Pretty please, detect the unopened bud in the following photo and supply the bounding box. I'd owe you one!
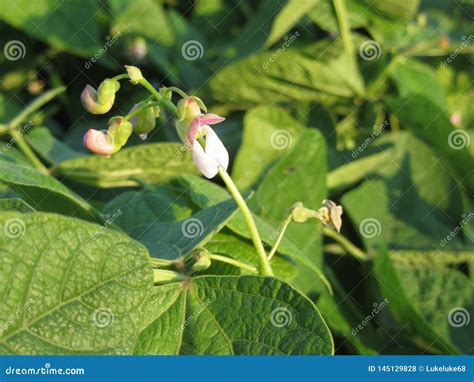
[81,78,120,114]
[192,251,212,272]
[129,104,157,140]
[125,65,143,84]
[290,202,318,223]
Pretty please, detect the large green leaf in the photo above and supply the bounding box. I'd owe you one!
[0,212,153,354]
[206,39,364,108]
[0,0,102,57]
[232,106,304,190]
[55,143,198,188]
[385,96,474,192]
[135,275,333,355]
[26,127,81,165]
[103,183,241,260]
[0,161,101,223]
[374,248,471,354]
[109,0,175,46]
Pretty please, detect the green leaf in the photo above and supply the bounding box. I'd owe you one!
[0,198,35,213]
[232,106,305,189]
[109,0,175,46]
[206,39,365,108]
[55,143,198,188]
[103,183,241,260]
[135,275,333,355]
[374,248,470,354]
[204,231,297,279]
[0,212,153,354]
[0,161,101,223]
[0,0,102,57]
[25,127,81,165]
[265,0,319,47]
[385,96,474,192]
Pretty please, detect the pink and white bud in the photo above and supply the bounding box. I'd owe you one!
[83,129,117,156]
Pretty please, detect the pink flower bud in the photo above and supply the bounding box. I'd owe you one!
[83,129,117,156]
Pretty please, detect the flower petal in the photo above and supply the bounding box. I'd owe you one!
[83,129,117,156]
[192,140,219,178]
[204,126,229,171]
[197,113,225,126]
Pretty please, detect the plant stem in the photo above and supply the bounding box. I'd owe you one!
[123,101,161,121]
[138,78,178,116]
[268,214,292,260]
[151,258,175,268]
[111,74,129,82]
[322,227,369,261]
[153,269,185,284]
[207,253,258,273]
[333,0,354,56]
[218,167,273,276]
[9,129,49,174]
[8,86,65,128]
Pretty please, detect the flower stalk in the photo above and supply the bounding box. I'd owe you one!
[218,167,273,276]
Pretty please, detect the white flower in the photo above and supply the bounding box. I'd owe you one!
[192,125,229,178]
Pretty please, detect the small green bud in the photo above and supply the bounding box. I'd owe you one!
[81,78,120,115]
[290,202,317,223]
[108,117,133,148]
[192,251,212,272]
[124,65,143,84]
[129,104,157,140]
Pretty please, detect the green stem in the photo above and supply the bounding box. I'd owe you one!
[8,86,65,128]
[167,86,188,98]
[333,0,354,56]
[123,100,161,121]
[137,78,178,116]
[9,129,49,174]
[218,168,273,276]
[151,258,174,268]
[268,214,292,260]
[322,227,369,261]
[208,253,258,273]
[111,74,129,82]
[153,269,185,284]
